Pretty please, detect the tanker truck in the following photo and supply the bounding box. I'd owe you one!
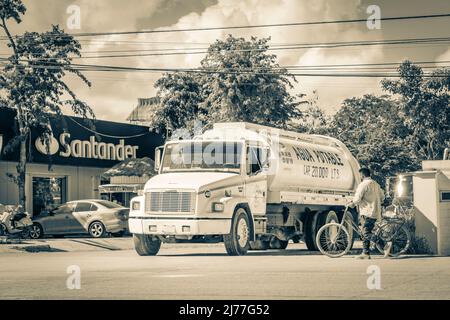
[128,122,361,256]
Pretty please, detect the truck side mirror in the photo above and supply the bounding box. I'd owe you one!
[154,146,164,172]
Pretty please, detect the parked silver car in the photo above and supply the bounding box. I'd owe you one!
[29,200,129,239]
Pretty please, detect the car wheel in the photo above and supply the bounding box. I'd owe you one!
[29,223,44,239]
[89,221,106,238]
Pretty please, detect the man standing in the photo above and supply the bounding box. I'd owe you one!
[348,168,388,259]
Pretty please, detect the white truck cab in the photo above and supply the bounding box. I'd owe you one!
[129,122,361,256]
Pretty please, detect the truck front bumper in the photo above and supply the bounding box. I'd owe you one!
[128,217,231,236]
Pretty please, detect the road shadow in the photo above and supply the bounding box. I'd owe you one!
[159,248,325,257]
[385,254,437,260]
[11,245,67,253]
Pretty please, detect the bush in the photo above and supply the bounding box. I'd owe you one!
[404,219,432,254]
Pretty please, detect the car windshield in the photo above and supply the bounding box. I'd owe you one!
[94,200,123,209]
[161,141,242,173]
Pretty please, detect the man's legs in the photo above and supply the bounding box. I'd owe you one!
[361,216,376,255]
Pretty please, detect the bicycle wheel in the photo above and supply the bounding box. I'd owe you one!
[316,222,352,258]
[375,222,411,257]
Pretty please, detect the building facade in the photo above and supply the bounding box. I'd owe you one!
[0,108,164,216]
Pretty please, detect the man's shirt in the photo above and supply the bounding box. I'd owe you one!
[352,177,385,220]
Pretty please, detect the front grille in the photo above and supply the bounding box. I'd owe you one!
[145,190,195,213]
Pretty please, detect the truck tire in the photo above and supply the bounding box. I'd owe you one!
[224,207,250,256]
[133,234,161,256]
[304,212,319,250]
[338,210,355,250]
[305,211,339,251]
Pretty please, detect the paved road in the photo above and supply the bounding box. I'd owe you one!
[0,242,449,299]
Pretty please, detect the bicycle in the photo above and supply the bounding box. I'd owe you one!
[315,206,411,258]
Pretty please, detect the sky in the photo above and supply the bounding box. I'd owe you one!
[1,0,450,123]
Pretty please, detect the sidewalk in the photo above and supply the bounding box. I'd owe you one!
[0,236,135,253]
[1,237,366,254]
[0,237,228,254]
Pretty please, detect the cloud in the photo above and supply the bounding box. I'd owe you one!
[5,0,399,121]
[436,48,450,62]
[131,0,385,114]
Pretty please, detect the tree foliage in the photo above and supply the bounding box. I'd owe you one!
[382,61,450,160]
[328,94,420,186]
[151,35,301,132]
[152,72,204,132]
[0,0,93,206]
[290,90,329,134]
[199,35,300,127]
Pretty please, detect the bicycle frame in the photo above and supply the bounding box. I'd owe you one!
[338,207,408,244]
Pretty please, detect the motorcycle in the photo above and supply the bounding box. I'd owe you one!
[0,204,33,239]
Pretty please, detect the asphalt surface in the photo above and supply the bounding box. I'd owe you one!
[1,241,449,300]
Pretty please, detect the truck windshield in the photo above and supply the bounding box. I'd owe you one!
[161,142,242,173]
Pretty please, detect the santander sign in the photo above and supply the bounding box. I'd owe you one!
[35,133,139,161]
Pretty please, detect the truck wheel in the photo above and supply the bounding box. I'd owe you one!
[304,212,319,250]
[304,211,338,251]
[324,211,339,225]
[224,207,250,256]
[338,210,355,250]
[133,234,161,256]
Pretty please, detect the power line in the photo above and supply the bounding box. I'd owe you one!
[69,37,450,59]
[2,59,447,78]
[1,55,449,69]
[52,13,450,37]
[67,117,150,139]
[1,36,449,59]
[1,13,449,40]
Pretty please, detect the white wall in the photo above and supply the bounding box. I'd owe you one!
[413,161,450,256]
[436,172,450,255]
[413,173,439,253]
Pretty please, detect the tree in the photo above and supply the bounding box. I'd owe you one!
[382,61,450,160]
[151,72,204,133]
[290,90,329,134]
[152,35,301,131]
[0,0,93,207]
[200,35,300,128]
[328,94,420,186]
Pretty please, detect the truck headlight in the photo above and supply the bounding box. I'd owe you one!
[212,202,224,212]
[131,201,140,211]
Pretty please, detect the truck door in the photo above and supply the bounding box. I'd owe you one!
[245,145,268,215]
